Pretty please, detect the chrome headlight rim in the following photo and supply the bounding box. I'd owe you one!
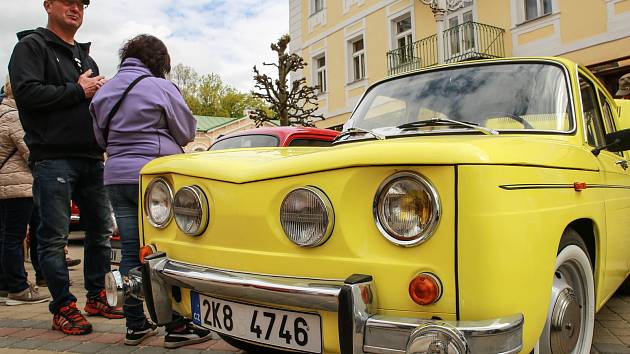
[144,177,174,229]
[280,186,335,248]
[373,171,441,247]
[173,185,209,236]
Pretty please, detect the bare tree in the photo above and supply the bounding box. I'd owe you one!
[250,34,323,127]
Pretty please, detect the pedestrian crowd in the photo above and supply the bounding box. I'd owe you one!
[0,0,212,349]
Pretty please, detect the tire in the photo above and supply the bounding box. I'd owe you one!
[535,229,595,354]
[218,333,294,354]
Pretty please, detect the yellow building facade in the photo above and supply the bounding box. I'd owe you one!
[289,0,630,129]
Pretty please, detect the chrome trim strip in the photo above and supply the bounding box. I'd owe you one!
[499,183,630,190]
[159,259,343,312]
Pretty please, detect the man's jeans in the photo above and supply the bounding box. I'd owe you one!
[32,159,112,313]
[0,197,33,293]
[105,184,146,329]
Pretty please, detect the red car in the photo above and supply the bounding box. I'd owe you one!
[209,126,340,150]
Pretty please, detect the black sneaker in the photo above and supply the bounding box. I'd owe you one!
[164,321,212,349]
[125,321,158,346]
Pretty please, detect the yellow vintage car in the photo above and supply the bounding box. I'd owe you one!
[106,57,630,354]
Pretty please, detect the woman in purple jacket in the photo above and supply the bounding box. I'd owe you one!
[90,35,211,348]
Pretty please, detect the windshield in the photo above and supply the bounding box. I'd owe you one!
[345,62,572,137]
[209,134,279,151]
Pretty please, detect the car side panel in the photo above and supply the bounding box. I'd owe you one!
[457,164,606,353]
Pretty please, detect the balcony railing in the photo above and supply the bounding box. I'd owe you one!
[386,35,437,76]
[443,21,505,63]
[386,22,505,76]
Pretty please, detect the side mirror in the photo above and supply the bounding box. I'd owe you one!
[605,128,630,152]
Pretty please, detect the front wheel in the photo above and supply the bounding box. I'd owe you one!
[536,230,595,354]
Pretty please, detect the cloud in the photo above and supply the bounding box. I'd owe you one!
[0,0,289,92]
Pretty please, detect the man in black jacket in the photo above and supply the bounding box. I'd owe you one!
[8,0,123,335]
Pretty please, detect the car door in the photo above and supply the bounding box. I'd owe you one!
[597,89,630,276]
[580,73,630,295]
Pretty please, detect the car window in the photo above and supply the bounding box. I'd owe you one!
[598,91,623,157]
[210,135,280,151]
[579,77,605,148]
[288,139,334,147]
[348,63,572,135]
[362,96,407,129]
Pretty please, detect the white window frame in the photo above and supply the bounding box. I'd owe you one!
[308,0,327,32]
[394,14,414,50]
[445,2,476,59]
[311,0,324,15]
[313,54,327,94]
[349,36,366,83]
[523,0,552,21]
[389,12,414,65]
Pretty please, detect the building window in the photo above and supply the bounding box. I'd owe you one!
[395,15,414,62]
[315,55,327,94]
[525,0,551,21]
[351,38,366,82]
[311,0,324,15]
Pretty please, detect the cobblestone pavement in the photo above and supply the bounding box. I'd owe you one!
[1,242,630,353]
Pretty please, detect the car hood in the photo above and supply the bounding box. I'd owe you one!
[142,135,598,183]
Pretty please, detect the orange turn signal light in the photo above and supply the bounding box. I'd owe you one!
[574,182,587,191]
[409,273,442,306]
[139,245,155,264]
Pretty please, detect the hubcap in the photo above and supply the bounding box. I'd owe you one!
[550,287,581,353]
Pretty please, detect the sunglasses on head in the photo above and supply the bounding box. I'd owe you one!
[53,0,88,9]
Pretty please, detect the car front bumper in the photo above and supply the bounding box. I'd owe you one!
[106,252,523,354]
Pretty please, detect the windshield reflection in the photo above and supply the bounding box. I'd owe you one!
[344,62,572,139]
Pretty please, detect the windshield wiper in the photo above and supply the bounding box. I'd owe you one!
[334,127,386,142]
[396,118,499,135]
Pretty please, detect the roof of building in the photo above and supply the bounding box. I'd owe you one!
[194,115,280,132]
[194,115,241,131]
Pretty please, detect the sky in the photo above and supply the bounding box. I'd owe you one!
[0,0,289,92]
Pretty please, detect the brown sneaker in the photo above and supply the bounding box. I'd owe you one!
[84,289,124,319]
[53,302,92,335]
[6,284,50,306]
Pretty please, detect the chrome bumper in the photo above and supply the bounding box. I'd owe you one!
[106,252,523,354]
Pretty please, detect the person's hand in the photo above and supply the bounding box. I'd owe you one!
[77,69,105,98]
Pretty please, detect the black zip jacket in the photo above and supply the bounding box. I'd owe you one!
[8,27,103,161]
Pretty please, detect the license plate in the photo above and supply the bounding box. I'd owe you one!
[191,292,322,353]
[110,248,121,264]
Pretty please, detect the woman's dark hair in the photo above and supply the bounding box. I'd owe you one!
[119,34,171,78]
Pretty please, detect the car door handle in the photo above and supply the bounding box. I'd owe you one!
[616,160,629,170]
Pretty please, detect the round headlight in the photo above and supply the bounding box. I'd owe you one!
[173,186,209,236]
[280,187,334,247]
[374,172,440,247]
[144,178,173,228]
